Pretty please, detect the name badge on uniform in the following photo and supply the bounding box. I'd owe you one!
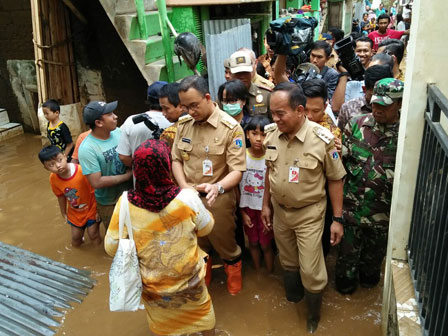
[289,167,300,183]
[203,159,213,176]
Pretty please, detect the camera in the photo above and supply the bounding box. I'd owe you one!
[333,36,365,81]
[132,113,164,140]
[290,62,322,84]
[266,17,317,56]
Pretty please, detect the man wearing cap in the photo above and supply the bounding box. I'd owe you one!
[229,50,272,121]
[223,58,232,82]
[238,47,275,90]
[117,81,172,168]
[262,82,346,333]
[320,33,339,71]
[335,78,404,295]
[78,101,133,229]
[337,63,393,131]
[172,75,246,296]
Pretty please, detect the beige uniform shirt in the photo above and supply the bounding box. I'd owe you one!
[172,104,246,185]
[247,83,272,120]
[325,49,339,70]
[264,118,346,209]
[253,73,275,89]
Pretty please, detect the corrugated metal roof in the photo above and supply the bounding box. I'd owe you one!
[0,242,95,335]
[203,19,252,100]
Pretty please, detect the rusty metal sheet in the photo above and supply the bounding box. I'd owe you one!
[0,242,95,335]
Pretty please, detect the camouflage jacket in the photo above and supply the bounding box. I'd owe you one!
[337,96,372,132]
[342,114,399,227]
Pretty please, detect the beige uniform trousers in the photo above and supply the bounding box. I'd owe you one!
[272,197,328,293]
[198,189,241,261]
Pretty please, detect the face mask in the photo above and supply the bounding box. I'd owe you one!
[223,103,242,116]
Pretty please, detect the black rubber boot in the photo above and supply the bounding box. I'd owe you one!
[283,270,304,303]
[360,272,380,288]
[335,276,358,295]
[305,290,322,334]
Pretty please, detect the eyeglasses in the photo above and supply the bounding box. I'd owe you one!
[181,97,206,112]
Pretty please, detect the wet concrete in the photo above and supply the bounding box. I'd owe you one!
[0,133,382,336]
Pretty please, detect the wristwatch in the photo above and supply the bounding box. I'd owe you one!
[332,215,346,224]
[339,72,350,78]
[216,183,225,195]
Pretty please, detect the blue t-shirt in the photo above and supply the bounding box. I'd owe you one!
[78,128,129,205]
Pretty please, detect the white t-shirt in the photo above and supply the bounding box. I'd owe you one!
[239,150,266,210]
[116,111,172,157]
[397,21,406,31]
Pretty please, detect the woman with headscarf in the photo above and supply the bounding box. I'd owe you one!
[105,139,216,336]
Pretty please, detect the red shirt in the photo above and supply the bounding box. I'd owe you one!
[368,29,405,50]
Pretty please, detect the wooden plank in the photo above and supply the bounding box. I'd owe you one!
[48,0,62,102]
[55,0,67,103]
[65,7,79,103]
[40,0,52,102]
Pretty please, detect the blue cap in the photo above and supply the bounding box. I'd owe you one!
[147,81,168,102]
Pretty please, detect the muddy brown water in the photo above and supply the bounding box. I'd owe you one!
[0,133,382,336]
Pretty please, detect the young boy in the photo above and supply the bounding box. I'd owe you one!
[39,145,101,247]
[42,99,74,161]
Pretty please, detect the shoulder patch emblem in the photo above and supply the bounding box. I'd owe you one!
[221,115,238,129]
[264,123,277,133]
[313,126,334,144]
[178,114,193,124]
[328,148,340,160]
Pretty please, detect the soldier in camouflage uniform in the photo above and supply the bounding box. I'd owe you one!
[335,78,404,294]
[337,64,394,131]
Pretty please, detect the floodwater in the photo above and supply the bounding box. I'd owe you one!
[0,133,382,336]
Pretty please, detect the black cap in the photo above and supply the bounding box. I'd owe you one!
[83,101,118,124]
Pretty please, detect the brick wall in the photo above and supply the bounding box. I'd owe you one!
[0,0,34,125]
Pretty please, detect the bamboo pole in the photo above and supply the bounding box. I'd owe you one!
[30,0,48,104]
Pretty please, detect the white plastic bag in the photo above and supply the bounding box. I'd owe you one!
[109,192,142,312]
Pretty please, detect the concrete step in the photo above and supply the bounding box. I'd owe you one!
[115,10,174,41]
[144,56,195,83]
[0,108,10,126]
[0,123,24,142]
[99,0,157,17]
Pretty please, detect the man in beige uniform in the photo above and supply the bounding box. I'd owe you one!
[238,47,275,89]
[229,50,272,120]
[261,82,346,333]
[172,76,246,296]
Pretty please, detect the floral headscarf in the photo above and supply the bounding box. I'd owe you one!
[127,139,180,212]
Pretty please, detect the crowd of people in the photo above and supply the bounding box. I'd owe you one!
[37,2,411,335]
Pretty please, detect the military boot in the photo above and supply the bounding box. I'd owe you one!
[283,270,304,303]
[305,290,322,333]
[335,275,358,294]
[360,272,380,288]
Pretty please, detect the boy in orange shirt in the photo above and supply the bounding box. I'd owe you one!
[39,145,101,247]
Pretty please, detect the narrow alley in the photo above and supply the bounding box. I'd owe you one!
[0,133,381,336]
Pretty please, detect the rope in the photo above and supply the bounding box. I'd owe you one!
[36,59,75,67]
[33,38,71,49]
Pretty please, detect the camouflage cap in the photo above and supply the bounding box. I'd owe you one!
[371,78,404,106]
